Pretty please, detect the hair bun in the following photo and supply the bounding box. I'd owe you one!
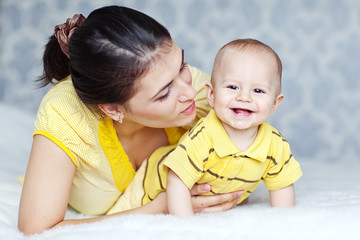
[54,14,86,58]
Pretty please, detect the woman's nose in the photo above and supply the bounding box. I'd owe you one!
[178,78,196,102]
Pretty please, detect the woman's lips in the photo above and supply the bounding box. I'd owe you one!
[182,101,196,114]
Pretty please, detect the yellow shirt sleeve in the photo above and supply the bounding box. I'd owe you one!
[263,133,303,191]
[33,79,100,167]
[163,120,210,189]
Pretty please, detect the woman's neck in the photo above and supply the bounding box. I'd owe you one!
[112,118,169,170]
[113,118,145,137]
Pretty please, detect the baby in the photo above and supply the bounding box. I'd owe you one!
[107,39,302,216]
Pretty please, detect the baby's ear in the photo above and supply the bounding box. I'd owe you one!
[205,82,215,107]
[272,94,284,113]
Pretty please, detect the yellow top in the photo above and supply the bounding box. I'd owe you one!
[142,109,302,205]
[33,66,210,215]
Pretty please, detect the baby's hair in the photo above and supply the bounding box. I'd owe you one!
[212,39,282,88]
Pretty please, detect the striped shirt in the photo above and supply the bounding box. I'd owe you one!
[142,109,302,205]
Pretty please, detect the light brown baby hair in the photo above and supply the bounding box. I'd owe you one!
[211,38,283,91]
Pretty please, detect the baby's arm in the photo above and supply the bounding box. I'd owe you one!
[268,184,295,207]
[167,170,194,217]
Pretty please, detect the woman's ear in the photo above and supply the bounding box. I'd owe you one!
[271,94,284,113]
[98,104,124,121]
[205,82,215,108]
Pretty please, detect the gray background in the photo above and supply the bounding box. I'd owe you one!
[1,0,360,164]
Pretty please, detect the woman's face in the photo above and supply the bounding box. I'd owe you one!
[121,42,197,128]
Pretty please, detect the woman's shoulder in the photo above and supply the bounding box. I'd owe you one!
[188,65,210,89]
[187,65,211,128]
[39,77,101,119]
[35,77,102,136]
[34,77,106,168]
[42,77,78,104]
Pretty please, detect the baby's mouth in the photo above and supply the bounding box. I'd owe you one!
[232,108,253,116]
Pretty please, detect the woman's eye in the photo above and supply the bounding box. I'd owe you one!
[254,88,264,94]
[157,88,171,102]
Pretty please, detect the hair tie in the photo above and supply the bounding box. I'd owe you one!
[54,14,86,58]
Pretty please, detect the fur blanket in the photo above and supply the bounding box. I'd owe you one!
[1,103,359,240]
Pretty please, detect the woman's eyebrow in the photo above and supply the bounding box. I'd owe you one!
[150,49,184,101]
[181,49,184,66]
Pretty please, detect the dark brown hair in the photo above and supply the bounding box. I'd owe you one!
[38,6,172,105]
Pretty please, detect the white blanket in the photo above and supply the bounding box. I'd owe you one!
[1,103,359,240]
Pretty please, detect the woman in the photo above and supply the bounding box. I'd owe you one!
[18,6,243,235]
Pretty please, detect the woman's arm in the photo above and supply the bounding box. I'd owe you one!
[19,135,243,235]
[268,184,295,207]
[18,135,171,235]
[18,135,77,234]
[167,170,194,217]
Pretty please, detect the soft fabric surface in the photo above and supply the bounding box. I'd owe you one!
[1,103,359,240]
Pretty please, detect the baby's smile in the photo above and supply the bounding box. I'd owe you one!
[231,108,253,116]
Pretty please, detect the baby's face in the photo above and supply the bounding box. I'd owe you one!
[208,49,283,133]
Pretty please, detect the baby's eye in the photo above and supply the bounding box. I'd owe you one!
[253,88,264,94]
[227,85,239,90]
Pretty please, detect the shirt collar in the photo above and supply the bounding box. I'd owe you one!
[242,122,272,162]
[205,109,272,162]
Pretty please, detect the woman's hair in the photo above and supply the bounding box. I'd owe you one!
[38,6,172,105]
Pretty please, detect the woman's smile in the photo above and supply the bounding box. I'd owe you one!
[182,101,196,114]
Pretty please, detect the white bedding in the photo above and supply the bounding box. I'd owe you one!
[1,103,359,240]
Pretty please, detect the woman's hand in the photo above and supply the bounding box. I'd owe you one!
[190,184,243,213]
[145,184,243,215]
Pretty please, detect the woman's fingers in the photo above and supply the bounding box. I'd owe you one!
[200,198,239,213]
[189,184,244,213]
[191,191,243,213]
[190,183,212,195]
